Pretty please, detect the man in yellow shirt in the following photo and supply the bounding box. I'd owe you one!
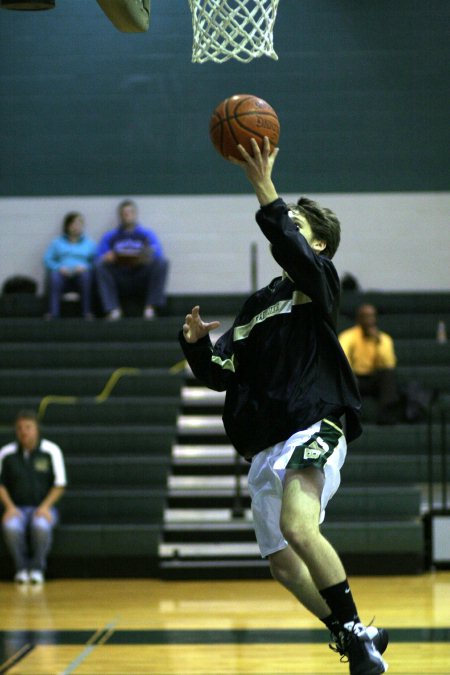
[339,304,400,424]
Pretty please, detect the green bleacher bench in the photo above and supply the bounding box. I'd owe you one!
[0,368,183,397]
[0,396,180,426]
[0,342,183,369]
[65,455,171,488]
[338,313,450,340]
[59,488,167,524]
[340,292,450,318]
[0,317,183,342]
[0,425,176,456]
[323,520,423,554]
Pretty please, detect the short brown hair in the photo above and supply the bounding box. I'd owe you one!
[14,409,39,426]
[287,197,341,259]
[118,199,137,214]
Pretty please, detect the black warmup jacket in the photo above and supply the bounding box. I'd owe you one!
[179,198,362,459]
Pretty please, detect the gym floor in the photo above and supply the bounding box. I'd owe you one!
[0,573,449,674]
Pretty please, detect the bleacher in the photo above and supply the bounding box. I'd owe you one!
[0,291,449,579]
[0,315,184,578]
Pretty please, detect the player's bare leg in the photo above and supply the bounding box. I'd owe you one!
[268,546,331,618]
[279,467,388,674]
[280,467,346,588]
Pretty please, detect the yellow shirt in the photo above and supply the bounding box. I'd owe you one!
[338,325,397,375]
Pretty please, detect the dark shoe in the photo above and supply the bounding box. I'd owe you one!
[367,627,389,656]
[330,623,388,674]
[330,625,388,657]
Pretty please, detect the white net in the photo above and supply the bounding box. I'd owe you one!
[188,0,279,64]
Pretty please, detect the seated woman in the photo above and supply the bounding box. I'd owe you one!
[43,212,97,319]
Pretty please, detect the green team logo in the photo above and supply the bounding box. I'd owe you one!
[34,458,50,472]
[303,437,329,461]
[286,420,341,470]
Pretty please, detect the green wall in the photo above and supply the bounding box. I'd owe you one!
[0,0,448,196]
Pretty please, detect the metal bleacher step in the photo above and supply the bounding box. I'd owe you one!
[165,508,252,523]
[168,475,248,490]
[163,521,256,543]
[159,542,260,559]
[177,415,225,435]
[171,444,248,475]
[181,387,225,406]
[173,444,236,462]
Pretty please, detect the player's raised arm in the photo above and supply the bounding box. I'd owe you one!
[229,137,280,206]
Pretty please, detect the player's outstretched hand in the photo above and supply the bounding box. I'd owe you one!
[183,305,221,344]
[229,137,279,206]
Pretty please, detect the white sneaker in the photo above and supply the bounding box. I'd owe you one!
[143,306,155,320]
[29,569,44,584]
[14,569,30,584]
[106,308,122,321]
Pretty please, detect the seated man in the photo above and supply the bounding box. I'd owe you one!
[339,304,400,424]
[95,199,169,320]
[43,212,96,319]
[0,410,67,584]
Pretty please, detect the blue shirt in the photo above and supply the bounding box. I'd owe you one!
[96,224,164,260]
[43,234,97,272]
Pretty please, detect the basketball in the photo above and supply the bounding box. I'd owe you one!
[209,94,280,161]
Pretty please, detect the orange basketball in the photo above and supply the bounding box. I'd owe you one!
[209,94,280,161]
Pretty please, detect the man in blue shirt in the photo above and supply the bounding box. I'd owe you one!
[95,200,169,320]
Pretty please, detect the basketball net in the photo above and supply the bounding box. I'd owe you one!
[188,0,279,64]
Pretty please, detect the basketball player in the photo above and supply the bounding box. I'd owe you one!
[179,137,388,674]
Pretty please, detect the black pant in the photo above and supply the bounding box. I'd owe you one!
[357,369,400,424]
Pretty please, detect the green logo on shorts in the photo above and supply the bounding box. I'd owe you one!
[303,437,329,461]
[287,422,340,470]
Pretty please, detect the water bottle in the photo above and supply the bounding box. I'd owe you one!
[436,320,447,344]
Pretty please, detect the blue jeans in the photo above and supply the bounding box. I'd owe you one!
[48,269,93,317]
[95,258,169,313]
[2,506,58,572]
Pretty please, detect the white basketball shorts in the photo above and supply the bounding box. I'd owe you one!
[247,418,347,558]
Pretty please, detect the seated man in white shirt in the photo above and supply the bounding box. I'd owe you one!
[0,410,67,584]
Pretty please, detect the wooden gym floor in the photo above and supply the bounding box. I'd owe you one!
[0,573,449,674]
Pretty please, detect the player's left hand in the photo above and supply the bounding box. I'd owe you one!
[183,305,221,344]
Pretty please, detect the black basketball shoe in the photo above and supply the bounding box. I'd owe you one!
[329,623,388,675]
